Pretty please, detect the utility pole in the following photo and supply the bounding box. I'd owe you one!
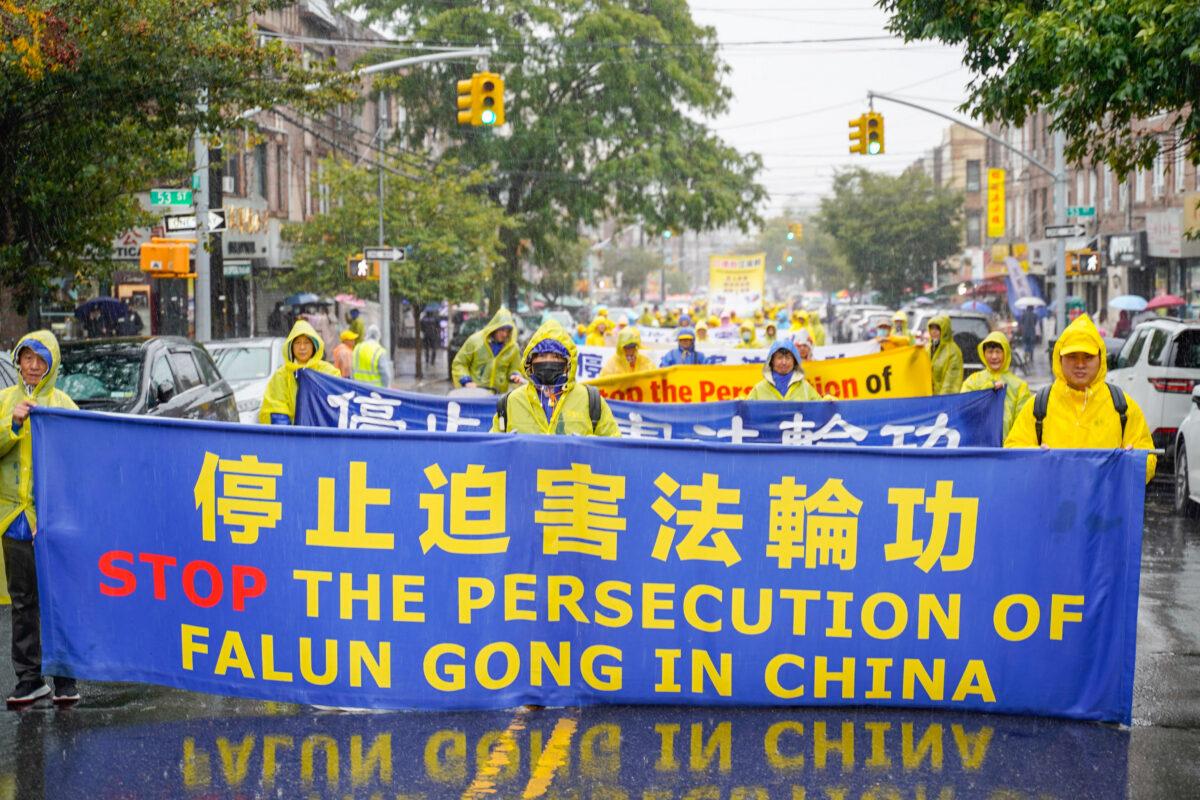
[377,92,390,364]
[868,90,1068,330]
[193,93,211,342]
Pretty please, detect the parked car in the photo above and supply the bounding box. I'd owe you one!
[0,353,14,389]
[57,337,238,422]
[208,337,286,423]
[1111,319,1200,459]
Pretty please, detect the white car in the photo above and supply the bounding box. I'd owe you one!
[208,337,285,423]
[1109,319,1200,465]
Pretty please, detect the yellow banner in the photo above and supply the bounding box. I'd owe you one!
[709,253,766,295]
[987,168,1006,238]
[587,346,933,403]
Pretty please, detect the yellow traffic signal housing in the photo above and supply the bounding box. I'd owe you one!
[865,111,884,155]
[139,237,194,278]
[456,71,505,126]
[1066,248,1101,277]
[346,253,380,280]
[787,222,804,241]
[848,114,867,154]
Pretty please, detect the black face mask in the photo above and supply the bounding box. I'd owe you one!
[530,361,568,387]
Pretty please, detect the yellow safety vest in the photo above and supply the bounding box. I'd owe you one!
[352,341,385,386]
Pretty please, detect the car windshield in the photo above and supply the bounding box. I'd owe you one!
[212,345,274,382]
[951,316,991,339]
[58,349,142,401]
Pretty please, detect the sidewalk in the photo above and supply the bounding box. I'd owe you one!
[388,347,453,394]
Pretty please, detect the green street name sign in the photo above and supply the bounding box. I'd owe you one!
[1067,206,1096,218]
[150,189,193,207]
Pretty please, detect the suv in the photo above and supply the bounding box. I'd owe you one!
[945,311,992,377]
[58,337,238,421]
[1110,319,1200,457]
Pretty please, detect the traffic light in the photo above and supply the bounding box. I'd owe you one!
[787,222,804,241]
[1066,249,1101,276]
[849,112,885,155]
[346,253,380,280]
[456,72,505,126]
[865,111,884,155]
[139,237,194,277]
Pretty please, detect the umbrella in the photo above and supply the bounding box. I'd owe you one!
[960,300,993,313]
[334,293,366,308]
[73,296,127,321]
[1109,294,1148,312]
[1147,294,1186,310]
[283,292,321,306]
[1015,296,1046,309]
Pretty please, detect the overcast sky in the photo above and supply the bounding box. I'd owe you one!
[689,1,973,219]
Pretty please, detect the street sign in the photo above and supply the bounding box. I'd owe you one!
[1045,224,1087,239]
[207,209,227,233]
[363,246,406,262]
[1067,206,1096,218]
[223,260,251,277]
[150,189,193,207]
[163,212,197,233]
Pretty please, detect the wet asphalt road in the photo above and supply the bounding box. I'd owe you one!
[0,486,1196,799]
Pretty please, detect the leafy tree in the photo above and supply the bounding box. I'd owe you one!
[881,0,1200,174]
[356,0,766,308]
[800,222,853,294]
[815,167,962,305]
[0,0,350,309]
[599,247,665,301]
[531,232,587,308]
[742,213,852,294]
[282,156,507,376]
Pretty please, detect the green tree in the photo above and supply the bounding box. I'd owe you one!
[356,0,765,308]
[531,232,587,308]
[0,0,350,310]
[600,247,665,301]
[881,0,1200,174]
[800,223,853,294]
[815,168,962,305]
[282,156,507,376]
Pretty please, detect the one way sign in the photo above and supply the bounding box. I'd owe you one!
[206,209,226,233]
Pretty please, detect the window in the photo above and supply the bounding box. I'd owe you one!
[1118,329,1149,368]
[195,349,222,385]
[965,160,981,192]
[1119,177,1129,211]
[1103,165,1111,211]
[1135,168,1146,203]
[1075,172,1085,205]
[1148,329,1170,366]
[1173,330,1200,368]
[225,154,241,196]
[1175,132,1186,193]
[276,143,288,215]
[168,351,202,391]
[254,143,267,199]
[1088,171,1097,207]
[965,211,982,247]
[1153,149,1165,197]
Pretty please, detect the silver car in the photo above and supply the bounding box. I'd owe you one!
[208,337,285,423]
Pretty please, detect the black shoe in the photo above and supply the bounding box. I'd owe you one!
[53,678,80,705]
[6,680,50,707]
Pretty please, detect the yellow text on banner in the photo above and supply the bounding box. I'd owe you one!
[587,345,933,403]
[987,168,1006,238]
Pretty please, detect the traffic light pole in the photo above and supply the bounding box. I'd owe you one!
[193,94,211,343]
[868,91,1068,332]
[377,95,390,365]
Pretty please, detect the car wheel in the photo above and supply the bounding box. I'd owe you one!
[1175,444,1199,518]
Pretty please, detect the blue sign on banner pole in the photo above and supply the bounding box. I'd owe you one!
[296,371,1006,448]
[33,409,1143,722]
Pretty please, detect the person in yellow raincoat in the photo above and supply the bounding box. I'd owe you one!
[748,339,825,401]
[585,316,615,347]
[892,310,915,344]
[961,331,1032,440]
[808,311,827,346]
[492,321,620,436]
[637,306,657,327]
[735,320,764,349]
[599,328,654,376]
[258,320,342,424]
[927,315,964,394]
[1006,314,1155,482]
[451,308,523,393]
[0,331,79,705]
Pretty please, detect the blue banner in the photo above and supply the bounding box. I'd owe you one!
[34,409,1143,721]
[296,371,1005,447]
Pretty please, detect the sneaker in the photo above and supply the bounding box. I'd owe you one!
[6,680,50,707]
[53,679,80,705]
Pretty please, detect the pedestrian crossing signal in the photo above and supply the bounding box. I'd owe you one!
[346,254,380,280]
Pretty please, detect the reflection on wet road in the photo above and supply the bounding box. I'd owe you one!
[0,485,1197,799]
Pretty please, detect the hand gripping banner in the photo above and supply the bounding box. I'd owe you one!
[296,371,1005,447]
[34,409,1143,721]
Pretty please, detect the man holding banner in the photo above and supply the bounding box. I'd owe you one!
[494,321,620,436]
[659,327,706,367]
[451,308,522,394]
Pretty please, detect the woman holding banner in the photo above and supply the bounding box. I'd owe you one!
[258,320,342,425]
[748,340,824,401]
[961,332,1032,440]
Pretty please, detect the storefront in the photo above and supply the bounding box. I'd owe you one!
[1146,207,1200,313]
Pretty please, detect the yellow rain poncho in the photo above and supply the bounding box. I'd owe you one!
[258,320,341,424]
[927,315,964,394]
[748,340,825,401]
[0,331,78,542]
[585,317,615,347]
[599,328,654,376]
[961,331,1032,440]
[450,308,522,393]
[735,321,764,349]
[808,313,827,346]
[492,321,619,436]
[1005,314,1155,482]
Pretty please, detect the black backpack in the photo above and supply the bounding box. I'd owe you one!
[1032,380,1127,445]
[496,384,603,433]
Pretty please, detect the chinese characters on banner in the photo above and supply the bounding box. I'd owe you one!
[35,408,1144,722]
[987,168,1006,239]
